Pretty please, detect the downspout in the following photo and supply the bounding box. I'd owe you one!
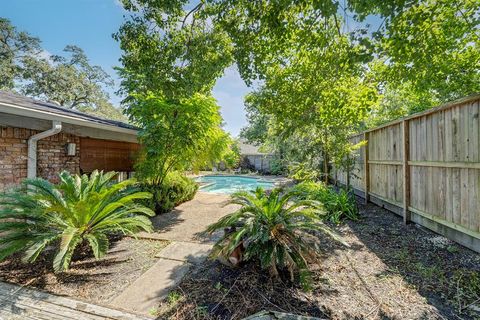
[27,120,62,179]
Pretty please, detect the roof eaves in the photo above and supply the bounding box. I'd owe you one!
[0,101,139,136]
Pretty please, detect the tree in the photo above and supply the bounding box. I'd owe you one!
[21,45,112,108]
[116,0,479,108]
[239,96,270,146]
[222,139,241,169]
[0,17,41,90]
[365,0,480,125]
[115,2,235,185]
[114,1,233,100]
[239,21,377,179]
[0,18,126,121]
[116,0,479,180]
[129,93,228,186]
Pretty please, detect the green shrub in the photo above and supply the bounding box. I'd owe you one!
[141,171,198,213]
[269,157,286,175]
[207,187,347,290]
[0,170,154,272]
[292,181,359,224]
[287,162,320,181]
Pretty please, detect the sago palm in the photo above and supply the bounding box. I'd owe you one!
[207,187,347,290]
[0,170,155,272]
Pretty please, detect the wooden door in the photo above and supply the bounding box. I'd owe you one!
[80,138,140,173]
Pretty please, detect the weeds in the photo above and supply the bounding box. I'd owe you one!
[292,181,359,224]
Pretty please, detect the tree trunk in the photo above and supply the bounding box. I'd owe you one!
[346,154,351,190]
[323,153,329,184]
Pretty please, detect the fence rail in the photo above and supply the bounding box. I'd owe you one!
[336,94,480,253]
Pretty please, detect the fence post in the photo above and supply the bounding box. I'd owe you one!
[363,132,369,204]
[402,120,411,224]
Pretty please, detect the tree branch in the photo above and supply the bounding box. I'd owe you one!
[333,15,341,36]
[182,2,203,29]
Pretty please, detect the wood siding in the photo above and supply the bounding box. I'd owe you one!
[336,95,480,251]
[80,138,140,173]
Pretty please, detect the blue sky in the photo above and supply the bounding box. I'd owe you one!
[1,0,250,136]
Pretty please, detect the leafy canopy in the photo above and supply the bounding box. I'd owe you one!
[0,170,154,272]
[115,0,479,177]
[0,18,125,121]
[0,17,41,90]
[130,93,229,185]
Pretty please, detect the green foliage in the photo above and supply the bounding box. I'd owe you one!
[239,96,270,146]
[451,269,480,313]
[141,171,198,214]
[0,17,41,90]
[0,18,125,121]
[114,1,233,100]
[222,140,241,169]
[207,187,346,290]
[115,0,480,185]
[292,181,359,224]
[238,24,377,178]
[374,0,480,104]
[0,170,154,272]
[129,93,229,186]
[21,45,113,107]
[269,157,286,176]
[288,163,320,182]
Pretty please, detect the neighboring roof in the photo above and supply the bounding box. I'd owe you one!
[238,138,272,156]
[0,91,139,133]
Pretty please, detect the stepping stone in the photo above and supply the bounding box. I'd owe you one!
[155,241,212,264]
[243,311,325,320]
[110,258,191,315]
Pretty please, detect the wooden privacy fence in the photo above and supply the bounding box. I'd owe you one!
[335,94,480,253]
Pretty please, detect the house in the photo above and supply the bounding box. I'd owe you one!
[0,91,139,190]
[238,138,274,173]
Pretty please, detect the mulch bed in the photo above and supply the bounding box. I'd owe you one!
[158,199,480,320]
[0,236,169,306]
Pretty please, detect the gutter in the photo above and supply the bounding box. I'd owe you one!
[0,102,138,136]
[27,120,62,179]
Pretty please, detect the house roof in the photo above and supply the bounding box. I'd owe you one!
[238,139,271,156]
[0,91,138,132]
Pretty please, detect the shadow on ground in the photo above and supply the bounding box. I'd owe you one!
[151,197,480,320]
[333,198,480,319]
[153,257,331,320]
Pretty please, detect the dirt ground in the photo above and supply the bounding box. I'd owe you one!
[158,199,480,320]
[0,236,169,306]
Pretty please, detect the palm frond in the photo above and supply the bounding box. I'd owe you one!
[207,187,346,290]
[0,170,154,272]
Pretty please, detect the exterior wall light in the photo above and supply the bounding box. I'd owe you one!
[66,143,76,156]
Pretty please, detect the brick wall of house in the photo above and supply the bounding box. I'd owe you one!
[0,126,80,190]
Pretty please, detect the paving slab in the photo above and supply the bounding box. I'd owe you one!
[155,241,212,264]
[110,258,191,315]
[137,192,238,243]
[113,192,238,316]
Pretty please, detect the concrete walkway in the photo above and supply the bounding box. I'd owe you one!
[111,192,238,316]
[137,191,237,243]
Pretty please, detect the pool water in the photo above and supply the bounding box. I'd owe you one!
[196,175,275,194]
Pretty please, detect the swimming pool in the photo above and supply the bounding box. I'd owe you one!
[196,175,275,194]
